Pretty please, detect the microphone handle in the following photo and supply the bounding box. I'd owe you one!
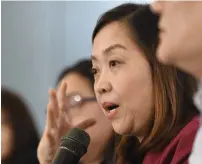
[52,147,80,164]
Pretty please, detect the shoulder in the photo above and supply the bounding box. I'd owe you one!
[177,116,200,142]
[143,116,200,164]
[170,116,200,163]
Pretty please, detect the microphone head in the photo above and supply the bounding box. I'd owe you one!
[60,128,90,157]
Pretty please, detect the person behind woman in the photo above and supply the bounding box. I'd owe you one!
[37,59,118,164]
[150,2,202,164]
[1,88,39,164]
[91,3,200,163]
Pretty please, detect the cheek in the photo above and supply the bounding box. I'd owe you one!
[95,92,100,105]
[2,126,13,142]
[1,126,14,158]
[116,68,153,118]
[115,70,152,101]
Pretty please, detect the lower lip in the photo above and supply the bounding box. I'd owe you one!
[105,108,118,119]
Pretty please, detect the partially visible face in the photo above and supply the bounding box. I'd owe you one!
[92,21,154,139]
[151,1,202,78]
[1,109,14,159]
[58,73,113,152]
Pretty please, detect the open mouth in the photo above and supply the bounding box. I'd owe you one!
[102,102,119,112]
[107,105,119,111]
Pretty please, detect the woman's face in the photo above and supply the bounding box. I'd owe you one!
[1,109,14,159]
[58,73,113,159]
[92,21,154,139]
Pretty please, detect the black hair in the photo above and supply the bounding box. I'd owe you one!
[1,87,39,164]
[92,3,142,42]
[56,59,94,88]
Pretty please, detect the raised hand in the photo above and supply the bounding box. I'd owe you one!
[37,81,96,164]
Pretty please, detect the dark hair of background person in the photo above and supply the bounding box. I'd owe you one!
[92,3,199,163]
[1,88,39,164]
[56,59,121,164]
[56,59,94,87]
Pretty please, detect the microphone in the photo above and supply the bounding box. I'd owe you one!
[52,128,90,164]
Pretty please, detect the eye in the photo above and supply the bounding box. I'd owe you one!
[109,60,120,68]
[92,67,98,75]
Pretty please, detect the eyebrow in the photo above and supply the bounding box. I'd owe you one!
[104,43,127,54]
[91,43,127,61]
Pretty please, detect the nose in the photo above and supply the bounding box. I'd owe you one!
[150,1,163,14]
[97,82,112,95]
[94,73,112,95]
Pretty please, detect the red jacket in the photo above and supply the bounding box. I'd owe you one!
[143,116,200,164]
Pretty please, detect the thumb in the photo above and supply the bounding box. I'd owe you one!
[74,119,96,130]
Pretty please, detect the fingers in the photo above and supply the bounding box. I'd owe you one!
[46,82,72,138]
[38,84,69,164]
[46,88,59,132]
[57,81,67,113]
[50,88,59,119]
[75,119,96,130]
[57,81,71,129]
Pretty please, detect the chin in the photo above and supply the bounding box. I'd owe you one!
[157,41,176,65]
[111,119,134,135]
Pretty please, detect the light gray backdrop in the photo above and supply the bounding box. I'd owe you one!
[2,1,150,135]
